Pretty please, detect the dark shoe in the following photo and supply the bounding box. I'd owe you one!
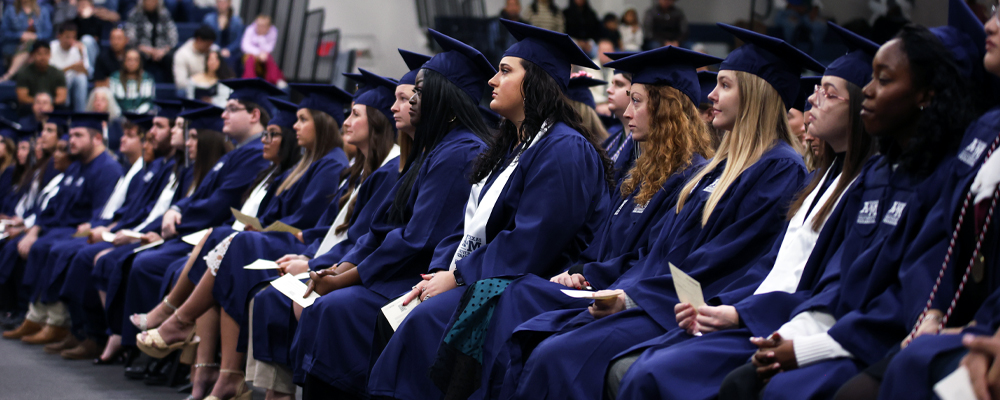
[43,334,79,354]
[125,353,154,380]
[21,325,69,345]
[0,312,25,330]
[3,319,42,340]
[61,338,101,360]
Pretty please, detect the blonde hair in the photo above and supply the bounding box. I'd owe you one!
[621,85,714,205]
[569,100,609,142]
[274,109,342,195]
[676,71,795,226]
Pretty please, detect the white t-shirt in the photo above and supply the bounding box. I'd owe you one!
[48,39,90,79]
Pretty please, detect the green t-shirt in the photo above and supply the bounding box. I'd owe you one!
[15,65,67,99]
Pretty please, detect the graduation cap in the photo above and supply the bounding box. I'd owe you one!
[354,69,399,123]
[68,112,108,132]
[269,97,299,130]
[179,98,214,112]
[603,51,636,77]
[399,49,432,86]
[717,23,826,109]
[605,46,723,107]
[180,106,225,132]
[422,29,497,102]
[45,110,72,131]
[343,72,366,95]
[0,117,30,141]
[930,0,986,82]
[825,23,878,89]
[698,71,718,105]
[153,100,184,120]
[566,76,606,110]
[794,76,822,112]
[501,19,599,91]
[221,78,285,117]
[289,83,354,125]
[193,85,218,99]
[122,112,154,133]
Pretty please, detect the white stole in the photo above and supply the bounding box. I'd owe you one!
[316,145,401,256]
[448,120,552,271]
[232,170,274,231]
[100,158,145,220]
[136,172,178,231]
[754,168,853,295]
[24,173,65,228]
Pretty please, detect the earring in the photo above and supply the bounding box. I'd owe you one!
[919,105,925,111]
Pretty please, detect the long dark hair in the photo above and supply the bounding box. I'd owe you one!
[471,60,613,188]
[189,129,232,193]
[387,69,493,224]
[886,25,976,176]
[276,109,340,195]
[120,47,145,87]
[205,50,235,80]
[787,81,877,231]
[243,124,302,203]
[11,141,32,190]
[335,106,397,234]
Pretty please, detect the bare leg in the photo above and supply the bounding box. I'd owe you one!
[140,268,218,345]
[1,53,29,81]
[208,307,248,399]
[132,230,212,330]
[191,307,221,400]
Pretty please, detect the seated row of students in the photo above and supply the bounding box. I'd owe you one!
[4,1,1000,399]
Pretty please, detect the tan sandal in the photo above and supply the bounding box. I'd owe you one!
[183,363,220,400]
[135,315,197,360]
[203,369,252,400]
[132,297,178,331]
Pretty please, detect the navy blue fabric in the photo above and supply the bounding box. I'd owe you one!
[604,46,722,107]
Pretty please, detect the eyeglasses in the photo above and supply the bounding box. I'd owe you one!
[224,105,247,114]
[812,84,847,109]
[261,131,279,144]
[992,3,1000,29]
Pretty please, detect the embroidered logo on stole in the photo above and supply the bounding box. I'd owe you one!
[212,162,225,172]
[857,200,879,224]
[959,139,988,167]
[702,178,720,193]
[75,177,85,187]
[143,171,154,182]
[882,201,907,226]
[632,203,646,214]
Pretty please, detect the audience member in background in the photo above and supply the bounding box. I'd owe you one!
[93,27,128,87]
[173,25,218,98]
[240,14,285,87]
[187,50,234,106]
[86,87,124,152]
[563,0,602,56]
[773,0,827,57]
[202,0,243,70]
[48,22,90,112]
[73,0,118,70]
[522,0,564,33]
[1,0,53,81]
[110,47,154,113]
[51,0,77,27]
[125,0,178,83]
[14,42,67,111]
[500,0,523,21]
[619,8,642,51]
[642,0,688,49]
[17,92,53,134]
[601,13,622,49]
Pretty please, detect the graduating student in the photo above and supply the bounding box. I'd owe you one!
[246,67,405,400]
[605,21,879,400]
[366,18,613,400]
[715,23,980,400]
[601,52,637,185]
[565,75,609,141]
[697,71,726,149]
[116,79,276,350]
[2,113,123,345]
[499,23,818,400]
[290,28,493,400]
[427,45,719,400]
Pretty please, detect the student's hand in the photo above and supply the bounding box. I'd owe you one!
[304,268,338,297]
[751,333,797,382]
[402,273,435,306]
[88,226,109,244]
[141,231,162,244]
[691,305,739,334]
[277,259,309,277]
[550,271,588,289]
[243,224,258,232]
[113,231,140,246]
[294,231,304,242]
[9,216,23,226]
[908,310,945,346]
[161,210,181,238]
[676,303,699,335]
[17,228,38,258]
[963,330,1000,400]
[276,254,309,264]
[6,225,24,237]
[588,289,627,319]
[76,222,91,235]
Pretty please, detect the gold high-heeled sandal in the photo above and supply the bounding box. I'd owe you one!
[203,369,252,400]
[132,297,178,331]
[135,314,198,360]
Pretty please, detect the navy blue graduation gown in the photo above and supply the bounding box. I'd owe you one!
[291,127,485,395]
[0,165,14,213]
[249,156,401,367]
[367,123,612,400]
[500,142,807,400]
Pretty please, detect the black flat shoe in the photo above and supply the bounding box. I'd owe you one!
[93,352,124,365]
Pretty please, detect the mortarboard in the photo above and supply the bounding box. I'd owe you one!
[153,100,184,120]
[501,19,599,91]
[180,106,225,132]
[698,71,718,105]
[68,112,108,133]
[45,110,71,132]
[221,78,285,117]
[399,49,432,86]
[605,46,723,107]
[353,69,399,123]
[603,51,636,77]
[122,112,154,133]
[0,118,30,141]
[566,76,606,110]
[179,98,214,112]
[717,23,826,109]
[422,29,497,101]
[289,83,354,125]
[794,76,822,112]
[825,22,878,89]
[193,85,218,99]
[269,97,299,130]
